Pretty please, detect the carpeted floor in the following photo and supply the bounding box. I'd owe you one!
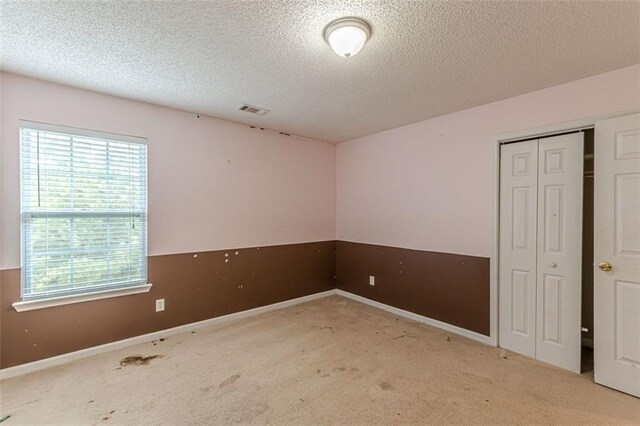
[1,295,638,425]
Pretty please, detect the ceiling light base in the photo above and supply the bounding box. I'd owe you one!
[324,17,371,58]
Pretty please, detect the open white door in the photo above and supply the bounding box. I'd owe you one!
[594,113,640,397]
[535,133,583,373]
[499,140,538,357]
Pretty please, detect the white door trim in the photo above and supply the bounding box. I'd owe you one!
[490,110,639,349]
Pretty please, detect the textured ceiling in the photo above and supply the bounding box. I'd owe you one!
[1,1,639,143]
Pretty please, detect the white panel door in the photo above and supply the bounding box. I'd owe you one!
[499,140,538,357]
[594,113,640,397]
[535,133,584,373]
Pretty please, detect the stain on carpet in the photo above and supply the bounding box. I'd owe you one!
[119,355,163,367]
[102,409,116,420]
[463,372,493,384]
[219,373,240,388]
[223,402,269,423]
[380,382,393,391]
[393,331,416,340]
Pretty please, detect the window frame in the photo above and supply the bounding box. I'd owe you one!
[15,120,151,311]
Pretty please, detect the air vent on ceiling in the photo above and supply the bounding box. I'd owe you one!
[237,103,270,116]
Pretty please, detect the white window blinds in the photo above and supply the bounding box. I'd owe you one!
[20,121,148,300]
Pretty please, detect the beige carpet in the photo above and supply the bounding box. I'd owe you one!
[1,295,638,425]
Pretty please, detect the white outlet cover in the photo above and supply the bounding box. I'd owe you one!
[369,276,375,286]
[156,299,165,312]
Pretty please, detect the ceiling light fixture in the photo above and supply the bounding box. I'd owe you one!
[324,17,371,58]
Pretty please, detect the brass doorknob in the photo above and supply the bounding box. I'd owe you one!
[598,262,613,272]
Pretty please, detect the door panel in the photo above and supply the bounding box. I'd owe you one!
[543,185,564,253]
[615,174,640,256]
[499,140,538,357]
[615,280,640,365]
[595,113,640,397]
[542,273,563,344]
[511,269,531,335]
[535,133,584,373]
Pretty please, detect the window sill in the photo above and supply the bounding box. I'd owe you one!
[12,283,153,312]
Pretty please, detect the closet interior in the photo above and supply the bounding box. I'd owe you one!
[581,129,594,373]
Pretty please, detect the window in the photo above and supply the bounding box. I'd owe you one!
[20,121,148,301]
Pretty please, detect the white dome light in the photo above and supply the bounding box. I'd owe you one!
[324,18,371,58]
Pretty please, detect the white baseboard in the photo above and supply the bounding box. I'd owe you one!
[1,289,492,380]
[0,289,337,380]
[336,289,493,346]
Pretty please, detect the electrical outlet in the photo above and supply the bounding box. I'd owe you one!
[369,276,375,286]
[155,299,165,312]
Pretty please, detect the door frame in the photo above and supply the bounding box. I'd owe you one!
[489,110,639,348]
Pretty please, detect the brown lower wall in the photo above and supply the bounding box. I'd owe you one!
[336,241,490,336]
[0,241,336,369]
[1,239,491,369]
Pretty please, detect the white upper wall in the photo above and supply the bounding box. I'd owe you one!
[337,64,640,258]
[3,65,638,268]
[0,73,4,268]
[0,72,336,270]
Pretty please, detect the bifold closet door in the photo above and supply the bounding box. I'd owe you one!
[499,140,538,358]
[535,133,583,373]
[499,134,583,373]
